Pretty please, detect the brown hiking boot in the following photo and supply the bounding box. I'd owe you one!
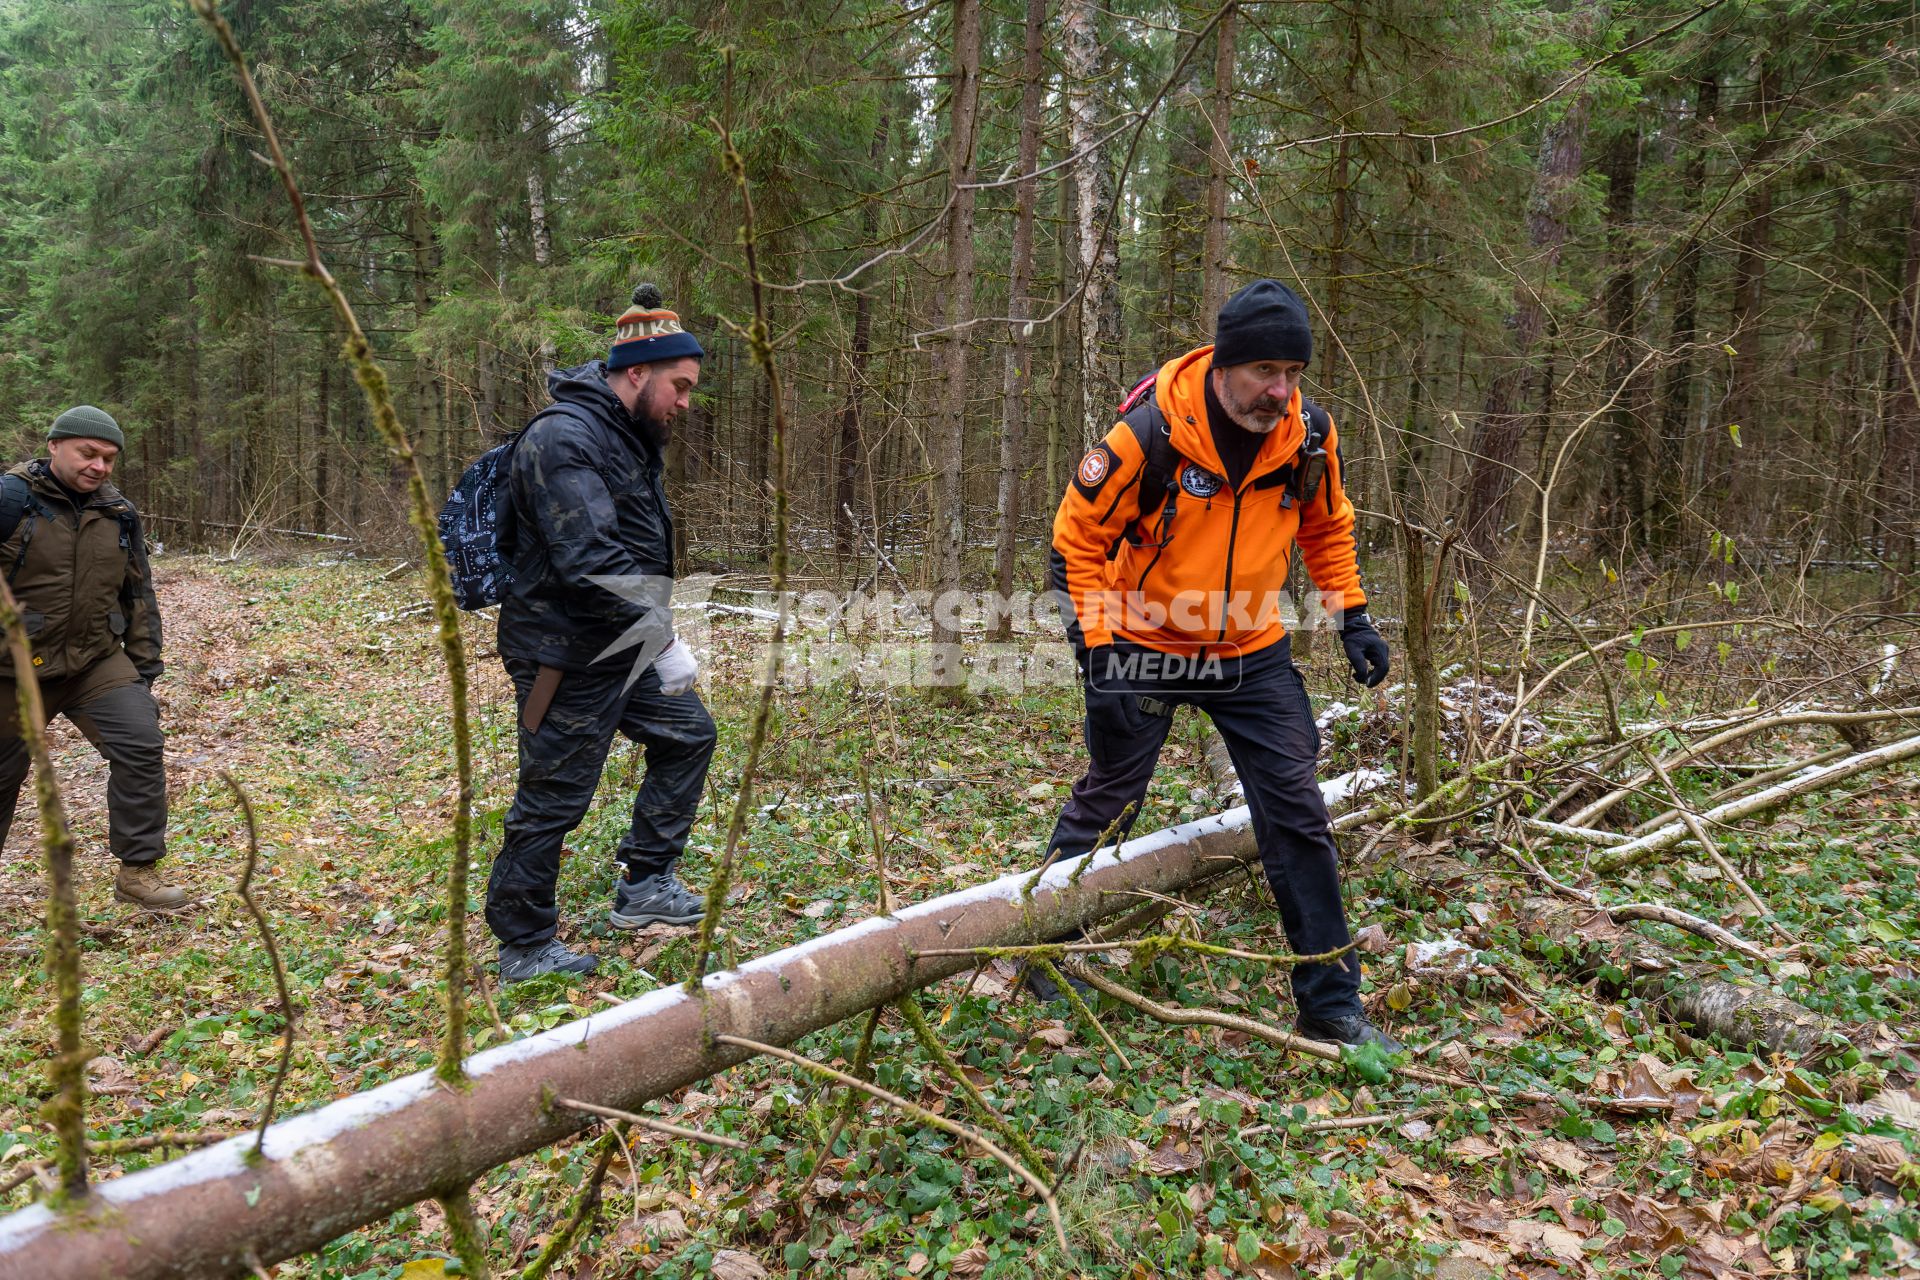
[114,862,190,912]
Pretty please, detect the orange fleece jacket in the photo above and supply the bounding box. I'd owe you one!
[1050,345,1366,658]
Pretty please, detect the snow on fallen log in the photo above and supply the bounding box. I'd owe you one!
[0,808,1264,1280]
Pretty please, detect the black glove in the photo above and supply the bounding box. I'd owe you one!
[1340,610,1390,688]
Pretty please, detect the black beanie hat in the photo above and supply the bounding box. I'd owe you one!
[1211,279,1312,369]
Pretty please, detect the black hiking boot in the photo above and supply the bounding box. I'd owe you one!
[1297,1011,1404,1054]
[610,870,706,930]
[1020,964,1096,1006]
[498,938,599,983]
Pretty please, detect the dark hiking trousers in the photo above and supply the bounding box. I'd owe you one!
[1044,636,1363,1021]
[486,656,717,948]
[0,651,167,865]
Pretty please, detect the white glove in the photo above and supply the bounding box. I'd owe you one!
[654,639,699,695]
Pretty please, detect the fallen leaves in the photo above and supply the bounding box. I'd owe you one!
[1446,1134,1503,1163]
[1145,1137,1203,1175]
[1528,1136,1591,1179]
[1502,1216,1585,1264]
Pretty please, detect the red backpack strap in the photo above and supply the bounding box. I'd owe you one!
[1117,373,1158,416]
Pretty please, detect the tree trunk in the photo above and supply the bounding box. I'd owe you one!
[1719,60,1780,516]
[526,149,555,380]
[1064,0,1117,443]
[1650,76,1718,555]
[1516,897,1845,1059]
[835,110,891,564]
[929,0,982,684]
[0,809,1266,1280]
[1050,152,1073,501]
[315,360,331,535]
[1458,0,1603,565]
[1200,2,1237,320]
[992,0,1048,639]
[1397,514,1442,798]
[1884,172,1920,600]
[1600,123,1643,554]
[1158,61,1208,353]
[1321,9,1364,398]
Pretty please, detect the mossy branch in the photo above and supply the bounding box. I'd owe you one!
[187,0,474,1083]
[437,1186,492,1280]
[894,995,1053,1174]
[220,772,296,1160]
[1029,958,1132,1070]
[0,577,85,1200]
[688,48,793,989]
[516,1132,617,1280]
[802,1006,883,1177]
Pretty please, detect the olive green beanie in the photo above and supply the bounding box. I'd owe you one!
[48,405,125,449]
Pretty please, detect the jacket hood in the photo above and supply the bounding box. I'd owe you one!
[547,360,656,457]
[1153,345,1305,484]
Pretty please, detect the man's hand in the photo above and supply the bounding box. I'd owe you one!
[1340,611,1390,688]
[654,640,699,696]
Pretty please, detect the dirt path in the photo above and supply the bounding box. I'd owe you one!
[0,560,266,904]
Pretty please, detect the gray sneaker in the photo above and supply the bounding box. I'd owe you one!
[498,938,598,983]
[610,871,706,929]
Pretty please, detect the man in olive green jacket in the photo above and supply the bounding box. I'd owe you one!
[0,406,183,910]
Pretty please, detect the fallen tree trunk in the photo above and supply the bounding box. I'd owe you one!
[1563,704,1920,830]
[0,810,1260,1280]
[1514,897,1846,1058]
[1592,730,1920,870]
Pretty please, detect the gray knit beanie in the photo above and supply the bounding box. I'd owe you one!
[48,405,125,449]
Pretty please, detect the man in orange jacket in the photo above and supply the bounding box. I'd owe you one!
[1044,279,1398,1050]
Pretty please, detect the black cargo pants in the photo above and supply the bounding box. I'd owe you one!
[1044,636,1363,1021]
[486,656,717,948]
[0,651,168,865]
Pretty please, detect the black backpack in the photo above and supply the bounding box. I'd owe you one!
[437,405,582,611]
[0,471,146,586]
[1115,373,1334,546]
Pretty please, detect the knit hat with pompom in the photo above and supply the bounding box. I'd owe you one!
[608,283,705,369]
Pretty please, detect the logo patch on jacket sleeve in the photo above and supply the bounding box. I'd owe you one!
[1073,443,1118,499]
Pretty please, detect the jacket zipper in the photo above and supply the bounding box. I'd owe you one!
[1136,519,1170,594]
[1217,487,1244,643]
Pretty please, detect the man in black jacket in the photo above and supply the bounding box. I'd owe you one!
[489,286,716,982]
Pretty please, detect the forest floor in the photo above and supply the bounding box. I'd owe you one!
[1,553,1918,1280]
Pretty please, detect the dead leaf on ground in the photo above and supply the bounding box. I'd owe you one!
[1382,1154,1436,1191]
[708,1249,769,1280]
[611,1210,688,1254]
[1145,1137,1203,1175]
[1531,1137,1592,1178]
[1029,1023,1072,1049]
[948,1241,989,1279]
[1446,1134,1502,1163]
[1502,1218,1585,1265]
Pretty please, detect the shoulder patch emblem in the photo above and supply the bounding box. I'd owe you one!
[1179,463,1224,499]
[1073,444,1118,499]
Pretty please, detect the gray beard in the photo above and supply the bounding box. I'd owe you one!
[1219,385,1283,434]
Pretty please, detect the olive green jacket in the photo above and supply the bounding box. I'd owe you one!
[0,460,162,683]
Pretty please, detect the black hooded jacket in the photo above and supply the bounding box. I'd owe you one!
[496,361,675,672]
